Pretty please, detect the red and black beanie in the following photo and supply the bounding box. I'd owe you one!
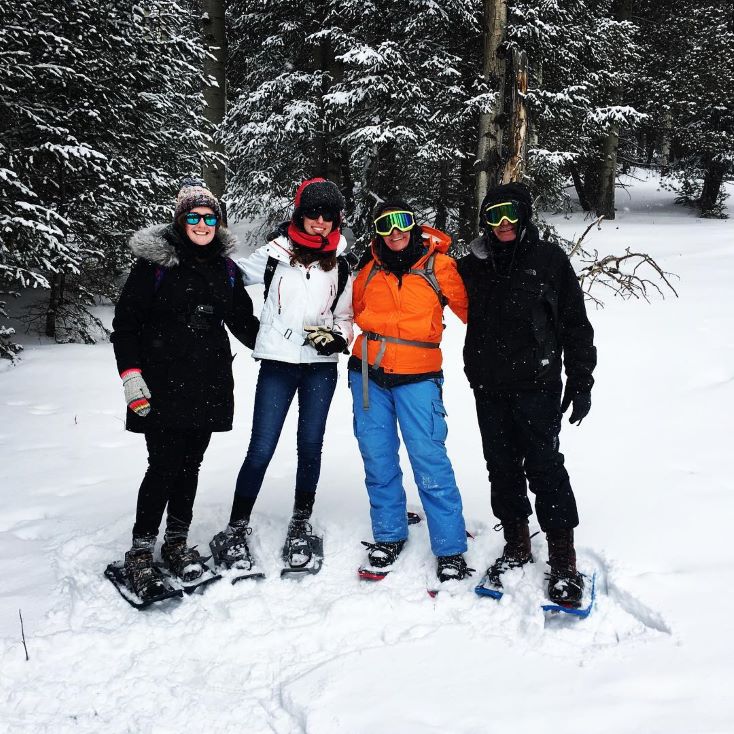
[289,177,345,252]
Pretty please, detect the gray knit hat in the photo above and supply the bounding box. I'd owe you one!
[173,177,222,223]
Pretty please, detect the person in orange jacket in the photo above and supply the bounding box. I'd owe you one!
[349,198,473,583]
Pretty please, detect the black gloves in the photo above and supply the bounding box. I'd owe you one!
[561,388,591,425]
[304,326,348,356]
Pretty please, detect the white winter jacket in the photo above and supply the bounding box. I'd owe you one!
[236,234,354,364]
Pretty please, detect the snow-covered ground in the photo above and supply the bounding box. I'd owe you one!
[1,173,732,733]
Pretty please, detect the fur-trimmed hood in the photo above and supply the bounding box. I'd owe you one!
[128,223,238,267]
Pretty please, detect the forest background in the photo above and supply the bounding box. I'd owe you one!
[1,0,732,359]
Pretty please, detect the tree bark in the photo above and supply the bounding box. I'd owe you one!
[474,0,507,234]
[201,0,227,205]
[502,48,528,184]
[700,158,726,215]
[597,122,620,219]
[569,163,592,212]
[45,272,64,339]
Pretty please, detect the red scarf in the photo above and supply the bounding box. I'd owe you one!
[287,221,340,253]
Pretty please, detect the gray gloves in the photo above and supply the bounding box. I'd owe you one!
[304,326,348,356]
[121,369,151,416]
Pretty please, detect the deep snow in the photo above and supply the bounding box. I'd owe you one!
[1,173,732,733]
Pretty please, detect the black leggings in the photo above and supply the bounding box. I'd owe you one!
[132,429,212,543]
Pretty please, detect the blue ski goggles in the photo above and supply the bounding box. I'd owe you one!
[185,212,219,227]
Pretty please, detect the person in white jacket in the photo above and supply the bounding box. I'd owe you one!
[210,178,353,574]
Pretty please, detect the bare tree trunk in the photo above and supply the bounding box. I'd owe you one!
[528,60,541,149]
[201,0,227,207]
[502,48,528,184]
[45,272,64,339]
[700,158,727,215]
[659,111,672,173]
[569,163,592,212]
[474,0,507,234]
[597,122,620,219]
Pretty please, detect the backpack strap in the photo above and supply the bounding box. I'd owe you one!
[331,256,350,313]
[408,253,448,306]
[262,256,279,301]
[224,257,237,289]
[153,265,167,293]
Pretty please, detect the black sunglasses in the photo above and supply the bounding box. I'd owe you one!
[301,207,336,222]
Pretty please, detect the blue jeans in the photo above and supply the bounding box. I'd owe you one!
[234,360,338,500]
[349,374,467,557]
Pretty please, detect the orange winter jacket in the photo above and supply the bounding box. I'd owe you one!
[352,226,468,375]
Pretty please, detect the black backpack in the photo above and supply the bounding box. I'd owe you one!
[262,255,350,313]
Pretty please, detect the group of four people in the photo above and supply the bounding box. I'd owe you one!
[111,176,596,607]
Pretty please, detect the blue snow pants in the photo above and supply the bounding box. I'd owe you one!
[349,374,467,557]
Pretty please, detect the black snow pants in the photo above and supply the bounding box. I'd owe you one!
[473,389,579,531]
[132,429,212,544]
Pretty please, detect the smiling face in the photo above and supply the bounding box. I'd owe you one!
[184,206,217,246]
[302,214,334,237]
[492,220,517,243]
[380,210,412,252]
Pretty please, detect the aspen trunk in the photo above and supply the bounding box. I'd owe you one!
[474,0,507,234]
[201,0,227,205]
[597,122,620,219]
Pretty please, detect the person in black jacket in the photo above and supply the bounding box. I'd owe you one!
[458,182,596,607]
[110,177,258,603]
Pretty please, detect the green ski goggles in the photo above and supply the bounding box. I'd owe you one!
[374,210,415,236]
[483,201,520,227]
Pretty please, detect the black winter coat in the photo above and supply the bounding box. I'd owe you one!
[111,224,259,433]
[457,223,596,395]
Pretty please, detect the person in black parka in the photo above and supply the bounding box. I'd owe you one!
[110,177,259,601]
[458,182,596,608]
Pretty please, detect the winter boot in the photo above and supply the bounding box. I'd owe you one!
[486,519,533,587]
[283,516,314,569]
[124,547,170,602]
[361,539,406,568]
[546,528,584,608]
[160,538,206,582]
[437,554,475,583]
[209,521,255,571]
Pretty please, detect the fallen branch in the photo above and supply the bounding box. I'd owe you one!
[19,609,29,661]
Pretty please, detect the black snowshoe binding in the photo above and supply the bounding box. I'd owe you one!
[209,523,264,582]
[485,520,534,588]
[546,528,584,608]
[158,538,221,593]
[358,539,406,581]
[436,554,475,583]
[281,518,324,578]
[160,539,206,582]
[105,548,182,609]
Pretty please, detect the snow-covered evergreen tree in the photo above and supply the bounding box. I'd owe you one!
[507,0,644,218]
[1,0,210,352]
[634,0,733,216]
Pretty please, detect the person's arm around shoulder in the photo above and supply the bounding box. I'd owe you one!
[234,243,271,286]
[436,254,468,324]
[332,271,354,345]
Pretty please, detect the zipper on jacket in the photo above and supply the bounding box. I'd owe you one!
[277,277,283,314]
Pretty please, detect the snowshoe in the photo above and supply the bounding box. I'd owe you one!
[280,519,324,578]
[542,572,596,619]
[358,539,406,581]
[105,550,182,610]
[436,554,475,583]
[209,524,264,583]
[158,539,221,594]
[546,566,585,608]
